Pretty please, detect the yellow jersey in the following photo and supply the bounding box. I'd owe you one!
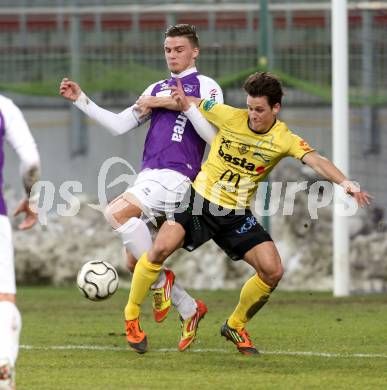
[193,100,314,209]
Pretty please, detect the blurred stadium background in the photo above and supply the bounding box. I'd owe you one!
[2,0,387,293]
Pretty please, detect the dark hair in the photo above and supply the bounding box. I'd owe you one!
[243,72,283,107]
[165,24,200,48]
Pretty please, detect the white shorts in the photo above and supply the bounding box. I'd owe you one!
[126,168,191,216]
[0,215,16,294]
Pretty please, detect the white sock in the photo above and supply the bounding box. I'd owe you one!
[0,301,22,366]
[171,282,197,320]
[115,219,171,296]
[115,217,152,259]
[151,270,166,289]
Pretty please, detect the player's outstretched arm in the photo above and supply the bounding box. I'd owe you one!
[59,77,149,136]
[302,151,372,207]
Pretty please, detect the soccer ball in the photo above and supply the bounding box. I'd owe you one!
[76,261,119,301]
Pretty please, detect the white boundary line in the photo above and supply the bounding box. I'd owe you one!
[20,345,387,359]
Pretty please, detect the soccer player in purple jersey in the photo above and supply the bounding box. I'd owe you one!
[60,24,223,352]
[0,95,40,389]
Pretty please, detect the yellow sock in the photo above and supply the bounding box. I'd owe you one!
[124,252,162,320]
[228,274,273,330]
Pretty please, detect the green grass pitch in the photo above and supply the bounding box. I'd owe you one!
[16,287,387,390]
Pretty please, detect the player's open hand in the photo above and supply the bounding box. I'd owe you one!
[341,180,373,208]
[13,198,38,230]
[170,78,190,111]
[59,78,81,102]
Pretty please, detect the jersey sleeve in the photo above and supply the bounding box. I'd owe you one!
[198,76,224,103]
[198,100,236,129]
[74,92,148,135]
[286,131,315,160]
[193,75,224,144]
[3,97,40,172]
[140,82,157,97]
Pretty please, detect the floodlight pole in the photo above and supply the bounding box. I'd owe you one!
[332,0,350,296]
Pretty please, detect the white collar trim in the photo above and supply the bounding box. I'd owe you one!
[171,67,198,78]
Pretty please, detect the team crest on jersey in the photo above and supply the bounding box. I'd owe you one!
[238,144,250,155]
[160,82,170,91]
[183,84,197,94]
[203,99,217,111]
[221,137,231,149]
[252,135,274,163]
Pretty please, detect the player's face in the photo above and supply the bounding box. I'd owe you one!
[246,95,280,132]
[164,36,199,74]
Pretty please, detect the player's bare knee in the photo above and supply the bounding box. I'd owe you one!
[271,263,284,285]
[104,199,136,228]
[251,250,283,287]
[262,262,284,288]
[103,202,117,227]
[104,205,125,228]
[0,293,16,303]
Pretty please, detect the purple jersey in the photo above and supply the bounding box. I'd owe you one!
[141,71,222,181]
[0,111,6,215]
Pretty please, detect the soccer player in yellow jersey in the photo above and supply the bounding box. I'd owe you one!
[124,72,372,355]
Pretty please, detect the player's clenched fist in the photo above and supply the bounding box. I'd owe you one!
[59,77,81,102]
